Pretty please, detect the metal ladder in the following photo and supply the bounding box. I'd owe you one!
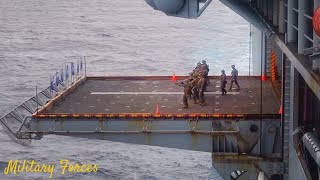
[283,58,291,175]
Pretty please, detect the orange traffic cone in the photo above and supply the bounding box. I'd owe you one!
[278,106,282,114]
[155,104,160,115]
[261,75,266,81]
[171,72,177,82]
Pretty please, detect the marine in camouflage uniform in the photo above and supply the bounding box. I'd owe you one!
[190,71,198,79]
[176,61,211,107]
[201,60,210,85]
[220,70,227,95]
[202,60,209,72]
[191,78,200,104]
[198,68,208,92]
[190,63,201,79]
[198,75,206,106]
[193,62,202,72]
[177,79,193,108]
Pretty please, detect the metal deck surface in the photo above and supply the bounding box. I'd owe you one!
[44,76,279,114]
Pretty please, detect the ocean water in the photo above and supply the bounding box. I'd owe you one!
[0,0,249,179]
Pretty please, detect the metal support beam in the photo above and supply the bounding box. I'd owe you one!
[262,33,266,77]
[21,102,35,114]
[298,0,307,54]
[41,89,52,99]
[287,0,297,42]
[219,0,270,32]
[257,0,260,12]
[263,0,268,17]
[281,54,289,176]
[278,0,286,33]
[272,0,279,26]
[287,65,306,180]
[267,0,273,21]
[314,0,320,47]
[9,110,24,123]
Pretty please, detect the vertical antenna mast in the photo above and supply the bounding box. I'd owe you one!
[249,23,251,76]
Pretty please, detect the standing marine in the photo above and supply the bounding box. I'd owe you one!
[201,60,210,86]
[198,74,206,106]
[220,70,227,95]
[191,78,200,104]
[201,60,209,73]
[177,78,193,108]
[229,65,240,90]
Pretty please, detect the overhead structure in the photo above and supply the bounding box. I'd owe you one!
[145,0,270,32]
[145,0,212,19]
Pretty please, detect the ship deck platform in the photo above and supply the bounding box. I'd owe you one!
[37,76,280,117]
[2,76,282,152]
